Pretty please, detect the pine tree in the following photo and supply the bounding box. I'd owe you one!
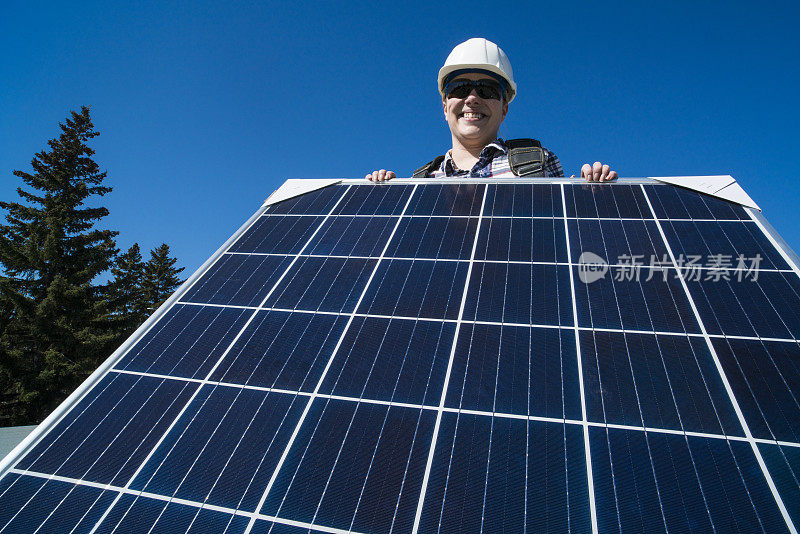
[0,106,118,424]
[140,243,184,316]
[108,243,145,340]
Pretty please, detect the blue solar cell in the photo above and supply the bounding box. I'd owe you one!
[250,519,313,533]
[463,263,573,326]
[686,271,800,338]
[713,338,800,442]
[483,183,563,217]
[758,443,800,528]
[386,217,478,259]
[419,414,591,533]
[320,317,454,405]
[17,374,197,486]
[262,399,436,534]
[332,184,413,215]
[564,184,652,219]
[0,474,116,533]
[569,219,668,266]
[230,215,322,254]
[591,427,790,533]
[476,216,568,262]
[406,183,485,216]
[182,253,293,306]
[574,266,700,333]
[131,386,305,510]
[661,220,789,270]
[445,324,581,419]
[116,304,250,379]
[644,184,748,220]
[210,311,349,390]
[306,215,398,256]
[267,185,343,215]
[95,494,250,533]
[358,259,469,320]
[265,256,377,313]
[581,331,742,434]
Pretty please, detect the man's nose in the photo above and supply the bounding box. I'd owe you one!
[464,89,481,102]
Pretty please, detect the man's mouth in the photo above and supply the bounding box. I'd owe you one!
[461,112,485,119]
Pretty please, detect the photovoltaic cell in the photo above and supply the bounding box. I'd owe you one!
[580,330,742,434]
[306,215,398,256]
[0,474,116,533]
[445,324,581,419]
[661,220,789,270]
[712,338,800,442]
[643,183,748,220]
[319,317,454,405]
[182,253,294,306]
[591,428,790,533]
[261,400,436,533]
[116,304,251,379]
[418,414,591,533]
[210,311,350,391]
[95,494,250,533]
[686,271,800,338]
[16,374,197,486]
[463,262,572,325]
[2,179,798,534]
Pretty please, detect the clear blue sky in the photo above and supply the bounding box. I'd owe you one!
[2,1,799,274]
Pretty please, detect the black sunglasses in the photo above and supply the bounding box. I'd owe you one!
[444,79,505,101]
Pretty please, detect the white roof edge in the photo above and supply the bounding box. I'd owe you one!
[263,179,342,207]
[649,175,761,211]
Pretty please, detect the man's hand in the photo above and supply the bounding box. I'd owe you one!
[580,162,617,182]
[366,169,396,182]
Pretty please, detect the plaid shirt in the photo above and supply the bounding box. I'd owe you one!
[426,138,564,178]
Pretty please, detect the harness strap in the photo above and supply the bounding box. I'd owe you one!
[506,138,544,177]
[411,139,544,178]
[411,155,445,178]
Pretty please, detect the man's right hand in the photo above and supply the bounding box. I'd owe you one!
[366,170,396,182]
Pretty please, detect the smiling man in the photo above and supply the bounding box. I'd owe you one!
[367,38,617,182]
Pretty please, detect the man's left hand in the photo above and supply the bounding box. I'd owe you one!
[580,161,617,182]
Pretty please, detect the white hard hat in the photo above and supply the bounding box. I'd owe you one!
[438,38,517,102]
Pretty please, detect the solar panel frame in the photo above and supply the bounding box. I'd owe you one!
[0,176,798,534]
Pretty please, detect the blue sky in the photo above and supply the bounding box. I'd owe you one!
[2,1,799,273]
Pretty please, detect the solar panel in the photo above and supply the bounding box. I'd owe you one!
[0,177,798,533]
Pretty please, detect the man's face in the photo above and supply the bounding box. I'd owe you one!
[443,72,509,148]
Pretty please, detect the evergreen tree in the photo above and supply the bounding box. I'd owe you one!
[140,243,184,316]
[0,106,118,424]
[108,243,145,339]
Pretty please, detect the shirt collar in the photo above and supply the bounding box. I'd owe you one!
[441,138,508,173]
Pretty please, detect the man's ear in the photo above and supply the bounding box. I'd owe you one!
[502,101,509,119]
[443,99,448,120]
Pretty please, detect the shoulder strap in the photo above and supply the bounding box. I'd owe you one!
[412,155,446,178]
[506,138,544,177]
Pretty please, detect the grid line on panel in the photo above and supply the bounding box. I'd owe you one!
[267,212,751,223]
[213,251,797,273]
[81,185,355,534]
[409,185,488,534]
[241,184,421,534]
[173,300,800,346]
[9,470,369,534]
[639,184,799,534]
[104,366,800,450]
[560,184,600,534]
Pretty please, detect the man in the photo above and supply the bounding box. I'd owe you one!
[366,38,617,182]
